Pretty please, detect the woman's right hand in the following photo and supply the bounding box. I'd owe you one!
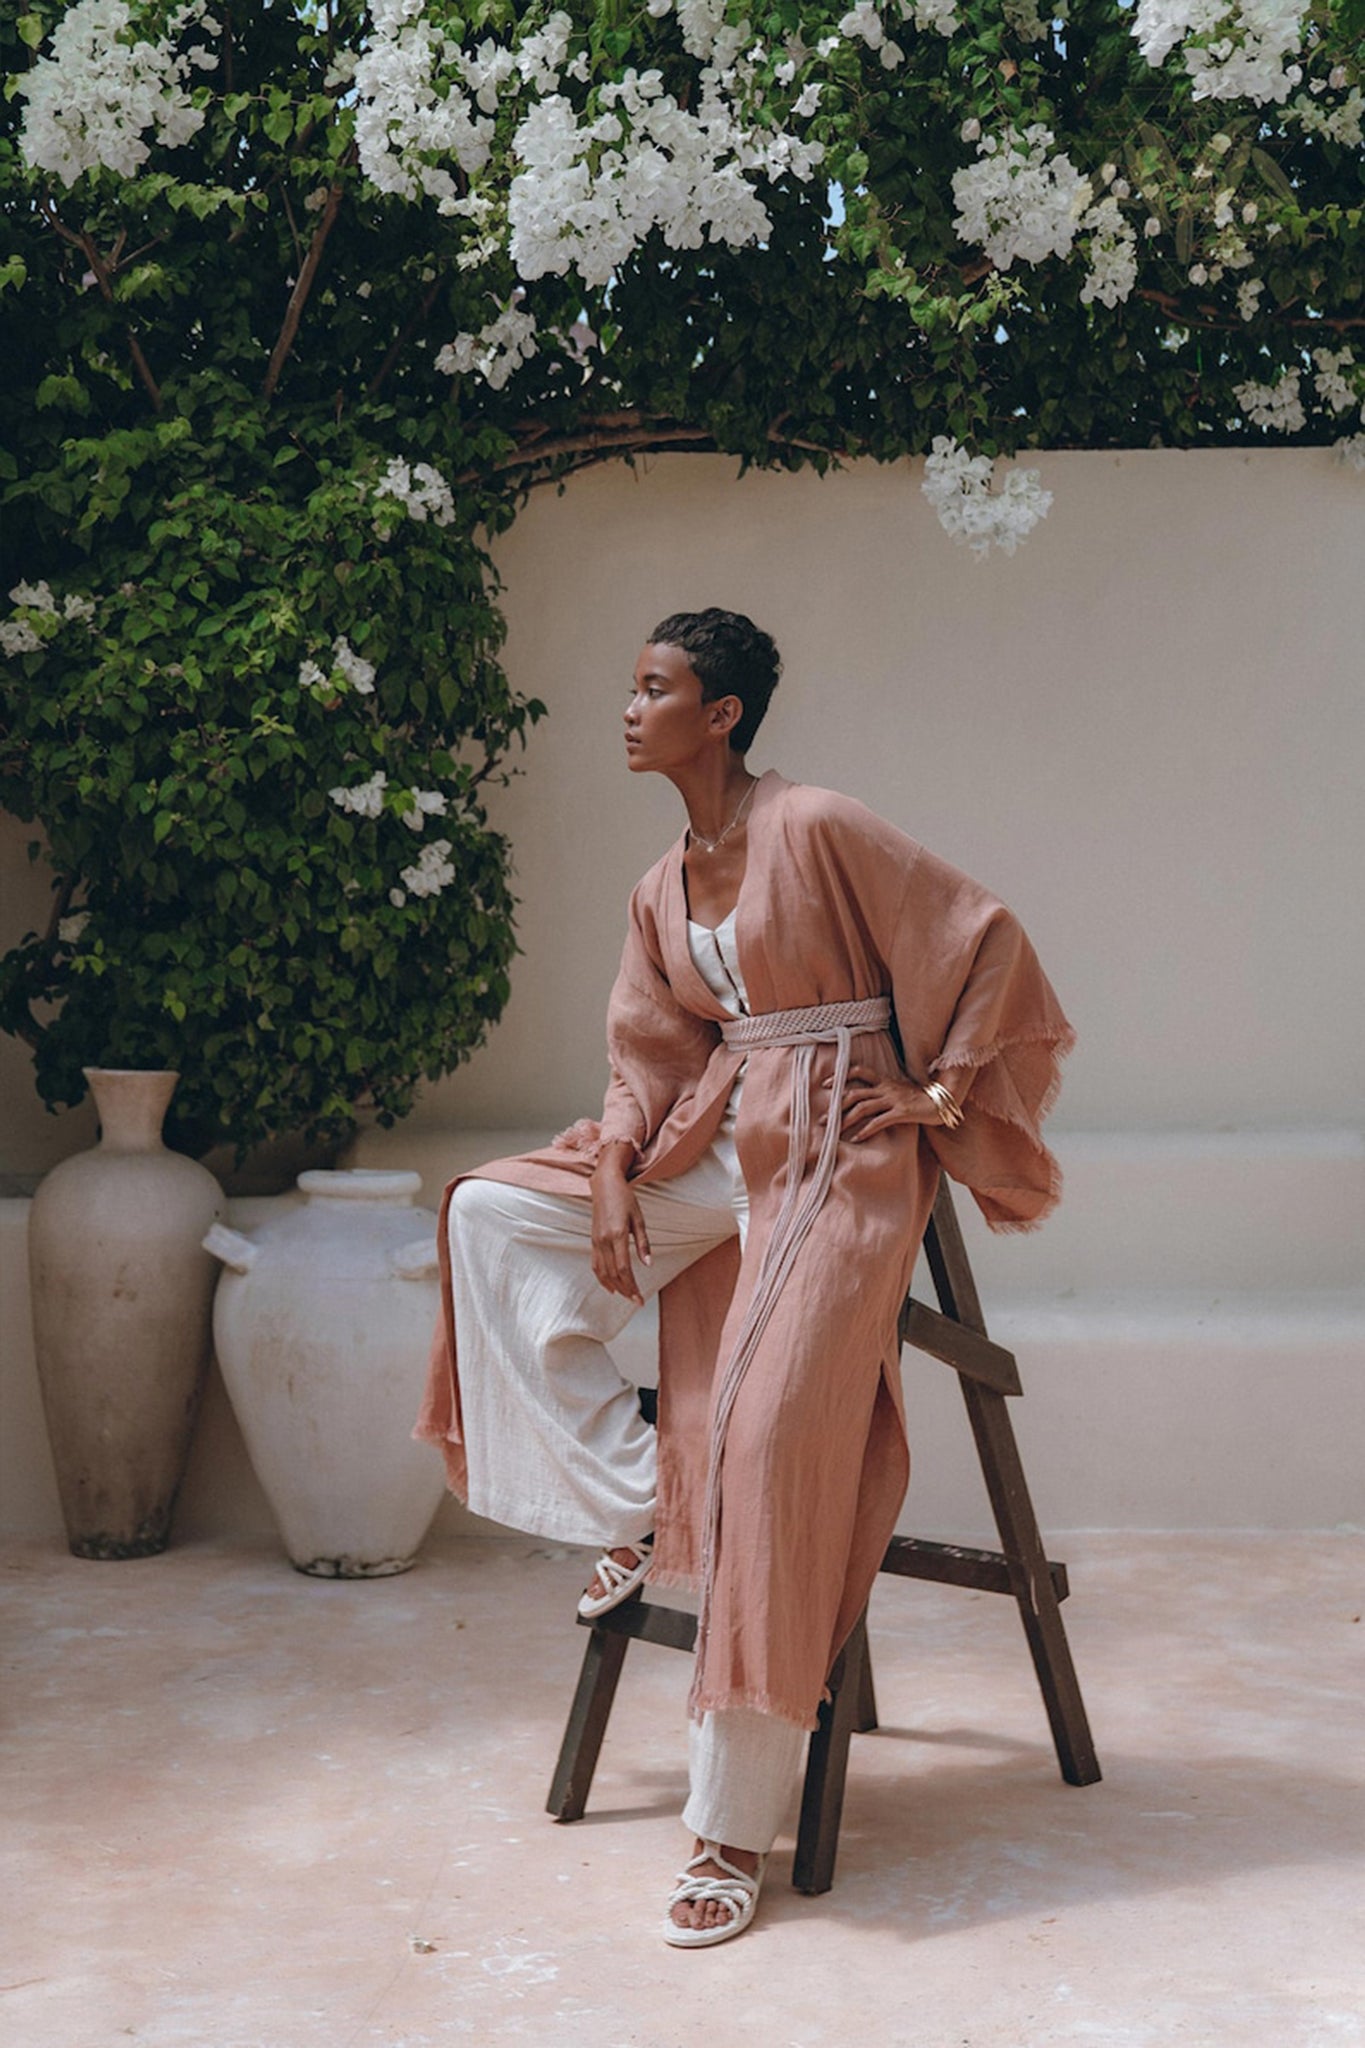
[591,1146,651,1305]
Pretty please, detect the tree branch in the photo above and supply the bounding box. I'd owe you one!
[457,415,839,487]
[366,274,446,400]
[1137,285,1365,335]
[44,202,163,412]
[262,169,349,402]
[41,873,77,948]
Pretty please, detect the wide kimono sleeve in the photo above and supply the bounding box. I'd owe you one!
[558,872,724,1170]
[813,797,1075,1232]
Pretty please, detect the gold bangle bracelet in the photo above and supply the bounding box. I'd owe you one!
[923,1080,964,1130]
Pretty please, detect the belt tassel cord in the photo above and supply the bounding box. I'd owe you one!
[688,996,891,1721]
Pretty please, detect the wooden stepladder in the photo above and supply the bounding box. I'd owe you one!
[547,1179,1101,1893]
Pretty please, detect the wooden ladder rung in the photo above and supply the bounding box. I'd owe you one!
[881,1533,1070,1601]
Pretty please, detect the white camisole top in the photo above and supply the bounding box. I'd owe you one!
[686,906,749,1134]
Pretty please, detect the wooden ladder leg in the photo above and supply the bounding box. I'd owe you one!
[793,1611,869,1895]
[855,1634,879,1734]
[925,1181,1100,1790]
[961,1376,1101,1787]
[546,1625,631,1821]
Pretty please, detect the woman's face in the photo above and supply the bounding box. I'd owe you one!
[624,642,736,772]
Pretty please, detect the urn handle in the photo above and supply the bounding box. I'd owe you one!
[203,1222,259,1274]
[391,1237,439,1281]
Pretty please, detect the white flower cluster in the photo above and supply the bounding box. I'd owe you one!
[353,0,495,206]
[1001,0,1064,39]
[672,0,754,68]
[1130,0,1305,105]
[837,0,959,62]
[506,66,820,291]
[400,787,449,831]
[372,456,456,527]
[1287,83,1365,147]
[1233,371,1307,432]
[906,0,961,34]
[328,769,455,903]
[1335,435,1365,473]
[435,300,539,390]
[1237,276,1265,319]
[921,436,1053,557]
[300,634,377,695]
[1312,346,1360,415]
[329,768,388,818]
[356,3,823,289]
[1077,195,1139,307]
[18,0,217,186]
[394,838,455,904]
[1,579,97,655]
[951,126,1088,271]
[838,4,905,68]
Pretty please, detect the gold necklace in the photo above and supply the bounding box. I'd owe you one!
[688,777,757,855]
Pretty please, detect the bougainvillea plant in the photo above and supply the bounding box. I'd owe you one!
[1,0,1360,1153]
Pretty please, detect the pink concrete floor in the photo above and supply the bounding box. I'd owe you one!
[3,1531,1363,2047]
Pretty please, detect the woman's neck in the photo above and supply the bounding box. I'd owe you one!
[673,758,756,848]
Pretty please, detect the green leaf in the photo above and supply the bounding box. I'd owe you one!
[1251,149,1297,205]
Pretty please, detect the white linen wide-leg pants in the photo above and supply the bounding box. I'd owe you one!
[447,1146,802,1853]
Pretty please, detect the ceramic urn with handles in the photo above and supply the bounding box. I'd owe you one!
[204,1168,447,1576]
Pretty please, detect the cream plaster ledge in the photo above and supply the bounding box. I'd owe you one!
[4,1124,1362,1545]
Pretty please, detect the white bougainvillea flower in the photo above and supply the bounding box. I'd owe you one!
[436,300,539,390]
[1233,371,1306,432]
[329,769,389,818]
[1131,0,1305,105]
[1078,195,1138,307]
[9,580,57,612]
[400,788,450,831]
[399,838,456,898]
[891,0,961,33]
[353,1,493,205]
[921,436,1053,556]
[951,125,1088,270]
[1312,347,1358,415]
[372,457,457,527]
[0,620,45,656]
[332,635,376,693]
[18,0,216,185]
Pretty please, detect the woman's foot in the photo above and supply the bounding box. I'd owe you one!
[664,1840,765,1947]
[576,1536,654,1618]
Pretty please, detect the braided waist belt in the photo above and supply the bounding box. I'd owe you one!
[719,994,891,1050]
[690,992,894,1721]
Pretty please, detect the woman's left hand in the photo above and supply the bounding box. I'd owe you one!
[823,1064,948,1142]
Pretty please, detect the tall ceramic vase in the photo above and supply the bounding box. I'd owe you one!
[28,1068,224,1559]
[204,1169,446,1577]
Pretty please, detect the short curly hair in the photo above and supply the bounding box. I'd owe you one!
[648,608,781,754]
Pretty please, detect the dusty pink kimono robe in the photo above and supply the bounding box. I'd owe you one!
[416,771,1073,1730]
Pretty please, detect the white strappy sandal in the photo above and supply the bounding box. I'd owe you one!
[576,1535,654,1619]
[663,1842,767,1949]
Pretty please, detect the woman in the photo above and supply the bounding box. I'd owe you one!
[417,608,1073,1947]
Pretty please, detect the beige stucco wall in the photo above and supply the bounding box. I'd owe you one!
[4,447,1363,1543]
[415,446,1365,1139]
